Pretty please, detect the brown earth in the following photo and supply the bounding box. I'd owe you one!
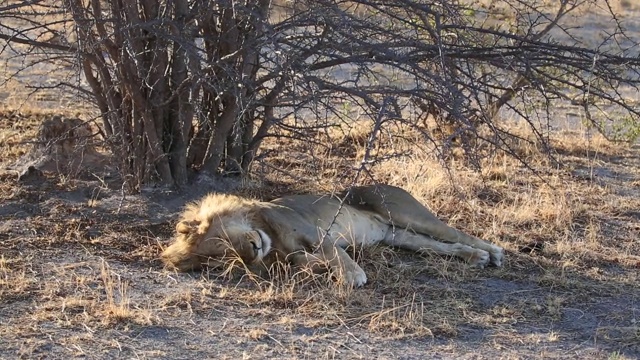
[1,108,639,359]
[2,2,640,359]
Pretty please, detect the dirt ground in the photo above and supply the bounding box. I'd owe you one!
[2,2,640,360]
[1,109,639,359]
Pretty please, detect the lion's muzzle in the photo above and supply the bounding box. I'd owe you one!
[248,230,272,261]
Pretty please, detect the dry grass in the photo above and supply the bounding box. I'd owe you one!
[0,255,38,301]
[1,105,640,357]
[249,117,640,348]
[470,0,640,15]
[2,1,639,357]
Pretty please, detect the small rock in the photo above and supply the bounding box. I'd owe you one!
[18,166,45,183]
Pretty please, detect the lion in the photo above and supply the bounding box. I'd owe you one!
[161,184,504,287]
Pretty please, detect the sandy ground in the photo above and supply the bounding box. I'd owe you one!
[2,2,640,359]
[1,118,639,359]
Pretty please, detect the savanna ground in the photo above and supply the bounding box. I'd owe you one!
[2,3,640,360]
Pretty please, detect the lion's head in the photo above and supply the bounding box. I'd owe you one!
[161,194,271,271]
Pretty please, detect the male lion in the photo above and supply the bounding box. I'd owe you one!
[162,184,504,287]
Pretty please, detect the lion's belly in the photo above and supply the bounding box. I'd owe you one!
[319,208,390,248]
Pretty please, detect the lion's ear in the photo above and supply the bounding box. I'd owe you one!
[176,220,200,234]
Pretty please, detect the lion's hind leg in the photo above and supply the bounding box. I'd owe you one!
[408,222,504,267]
[345,184,504,267]
[382,229,491,268]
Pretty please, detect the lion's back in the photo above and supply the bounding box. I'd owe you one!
[270,194,389,247]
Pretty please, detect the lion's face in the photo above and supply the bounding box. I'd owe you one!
[161,216,272,272]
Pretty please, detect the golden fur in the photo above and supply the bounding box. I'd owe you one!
[161,184,504,286]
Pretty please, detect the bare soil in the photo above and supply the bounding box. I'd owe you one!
[2,2,640,359]
[1,109,639,359]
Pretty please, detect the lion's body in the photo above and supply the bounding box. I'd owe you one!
[162,184,504,286]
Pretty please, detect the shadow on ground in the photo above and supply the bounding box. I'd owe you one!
[0,166,638,359]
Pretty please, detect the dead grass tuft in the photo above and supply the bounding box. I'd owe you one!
[98,261,156,326]
[362,296,434,338]
[0,255,38,301]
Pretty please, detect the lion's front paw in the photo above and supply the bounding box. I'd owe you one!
[488,245,504,267]
[343,266,368,287]
[468,249,491,268]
